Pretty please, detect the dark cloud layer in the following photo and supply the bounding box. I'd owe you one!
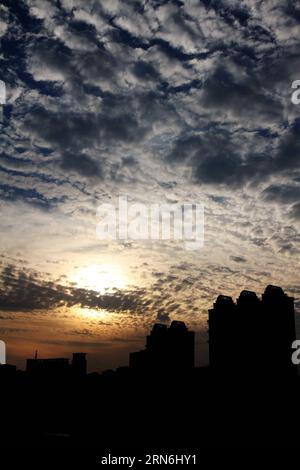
[0,1,299,243]
[0,1,299,246]
[1,0,299,198]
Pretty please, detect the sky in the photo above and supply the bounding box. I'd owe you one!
[0,0,300,372]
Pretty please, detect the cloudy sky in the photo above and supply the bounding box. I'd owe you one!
[0,0,300,371]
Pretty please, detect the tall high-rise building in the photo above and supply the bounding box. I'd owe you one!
[208,294,237,371]
[72,352,87,376]
[262,285,296,375]
[208,285,297,376]
[129,320,195,371]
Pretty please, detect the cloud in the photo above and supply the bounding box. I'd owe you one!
[200,61,283,125]
[263,184,300,204]
[2,0,297,195]
[156,309,170,324]
[22,103,145,178]
[275,121,300,172]
[0,264,149,313]
[290,202,300,220]
[230,256,247,263]
[0,4,9,38]
[0,0,299,317]
[167,129,267,187]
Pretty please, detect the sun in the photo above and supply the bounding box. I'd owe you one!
[70,263,128,292]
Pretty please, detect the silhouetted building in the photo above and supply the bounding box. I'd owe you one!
[72,353,87,376]
[262,285,296,375]
[208,294,237,371]
[26,352,88,378]
[208,285,297,376]
[26,357,70,376]
[129,320,194,371]
[0,364,16,379]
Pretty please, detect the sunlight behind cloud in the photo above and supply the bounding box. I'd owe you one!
[69,263,128,293]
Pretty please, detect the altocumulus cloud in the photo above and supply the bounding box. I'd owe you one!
[0,0,299,208]
[0,0,299,309]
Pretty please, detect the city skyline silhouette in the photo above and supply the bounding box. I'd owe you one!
[1,284,297,376]
[1,283,300,450]
[1,0,300,457]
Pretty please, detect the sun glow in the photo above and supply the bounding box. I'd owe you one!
[70,263,128,293]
